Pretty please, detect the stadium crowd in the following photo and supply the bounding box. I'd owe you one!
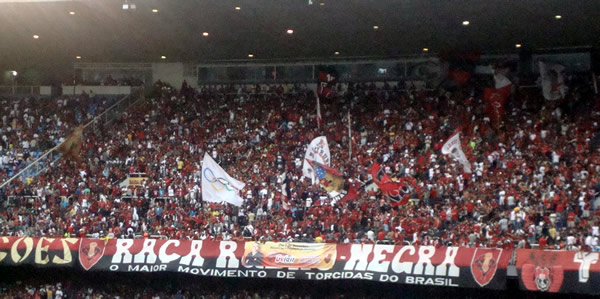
[0,94,118,184]
[0,274,318,299]
[1,74,600,251]
[0,282,272,299]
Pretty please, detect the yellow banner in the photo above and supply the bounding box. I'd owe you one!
[242,242,336,269]
[129,176,148,186]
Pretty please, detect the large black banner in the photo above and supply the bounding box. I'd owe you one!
[0,237,512,290]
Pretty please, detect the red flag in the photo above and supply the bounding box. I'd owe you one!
[339,181,359,203]
[317,72,336,98]
[370,162,408,205]
[484,85,511,125]
[450,69,471,85]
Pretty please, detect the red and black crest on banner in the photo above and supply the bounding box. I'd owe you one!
[78,239,106,271]
[521,252,564,292]
[470,248,502,287]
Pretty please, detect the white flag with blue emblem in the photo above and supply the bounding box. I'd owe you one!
[302,136,331,184]
[202,153,246,206]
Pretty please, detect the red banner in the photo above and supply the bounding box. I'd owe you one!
[0,237,512,290]
[516,249,600,294]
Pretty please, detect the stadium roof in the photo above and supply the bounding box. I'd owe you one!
[0,0,599,65]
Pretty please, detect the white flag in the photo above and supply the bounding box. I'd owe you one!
[441,132,472,173]
[494,70,512,89]
[539,61,567,101]
[302,136,330,183]
[201,153,246,206]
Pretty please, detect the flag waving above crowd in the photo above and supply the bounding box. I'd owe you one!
[307,159,344,195]
[303,136,331,184]
[539,61,568,101]
[201,153,246,206]
[493,66,512,89]
[56,125,84,162]
[483,65,513,127]
[370,162,410,206]
[317,71,336,98]
[441,132,472,173]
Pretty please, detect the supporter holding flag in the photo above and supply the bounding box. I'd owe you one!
[201,153,246,207]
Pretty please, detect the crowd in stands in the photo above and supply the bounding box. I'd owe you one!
[2,72,600,252]
[0,273,314,299]
[0,267,514,299]
[101,75,144,87]
[0,94,118,184]
[0,282,269,299]
[64,75,145,87]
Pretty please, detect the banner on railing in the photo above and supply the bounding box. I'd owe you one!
[516,249,600,295]
[0,237,512,289]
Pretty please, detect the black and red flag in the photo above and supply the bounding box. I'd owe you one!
[370,162,410,206]
[317,72,336,98]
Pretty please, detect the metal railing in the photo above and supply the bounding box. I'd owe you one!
[0,85,42,95]
[0,88,145,190]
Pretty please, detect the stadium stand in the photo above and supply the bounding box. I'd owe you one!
[1,73,599,253]
[0,94,119,184]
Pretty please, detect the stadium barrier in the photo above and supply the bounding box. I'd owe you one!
[0,85,50,96]
[61,85,132,96]
[2,237,598,294]
[0,237,511,290]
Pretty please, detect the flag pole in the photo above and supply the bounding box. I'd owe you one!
[316,95,321,129]
[348,110,352,162]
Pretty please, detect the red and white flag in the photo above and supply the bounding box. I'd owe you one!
[317,72,336,98]
[484,86,511,124]
[442,132,472,173]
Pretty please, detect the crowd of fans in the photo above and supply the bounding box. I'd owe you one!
[101,75,144,87]
[0,94,118,184]
[0,267,519,299]
[0,273,317,299]
[1,73,600,252]
[0,282,270,299]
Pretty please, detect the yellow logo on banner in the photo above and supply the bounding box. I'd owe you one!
[242,242,336,269]
[128,174,148,187]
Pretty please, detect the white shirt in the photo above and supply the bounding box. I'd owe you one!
[367,230,375,241]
